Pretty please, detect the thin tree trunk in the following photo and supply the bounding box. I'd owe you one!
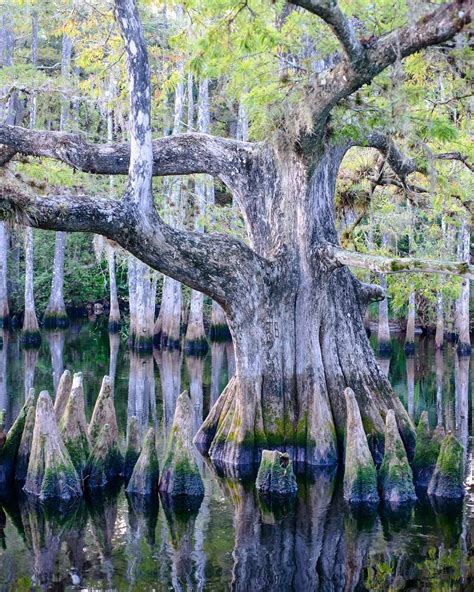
[44,231,68,327]
[0,223,9,327]
[404,288,415,355]
[377,275,391,356]
[23,347,39,397]
[210,342,226,406]
[406,356,414,418]
[22,227,41,344]
[435,292,444,350]
[185,78,212,354]
[107,244,121,332]
[45,33,71,328]
[457,220,471,356]
[156,71,186,349]
[435,350,443,426]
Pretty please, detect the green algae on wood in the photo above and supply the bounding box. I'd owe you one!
[14,403,36,481]
[124,415,141,483]
[379,410,416,503]
[88,375,119,445]
[428,432,465,499]
[126,427,159,496]
[85,423,124,489]
[256,449,297,496]
[159,391,204,499]
[60,372,90,478]
[343,387,379,504]
[53,369,73,422]
[0,394,35,485]
[412,412,444,487]
[23,391,82,501]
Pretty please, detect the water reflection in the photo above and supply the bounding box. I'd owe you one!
[0,325,472,590]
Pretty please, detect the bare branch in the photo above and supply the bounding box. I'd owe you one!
[323,244,474,280]
[289,0,367,68]
[0,124,255,194]
[357,132,416,180]
[435,151,474,172]
[307,1,472,132]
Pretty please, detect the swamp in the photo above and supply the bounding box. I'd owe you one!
[0,0,473,589]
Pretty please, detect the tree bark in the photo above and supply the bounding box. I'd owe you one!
[0,223,9,327]
[456,221,471,356]
[22,227,40,344]
[377,276,391,356]
[44,231,68,327]
[404,288,415,355]
[107,244,120,332]
[185,78,212,354]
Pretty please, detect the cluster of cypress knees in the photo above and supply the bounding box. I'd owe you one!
[0,375,465,505]
[0,371,204,502]
[256,388,466,503]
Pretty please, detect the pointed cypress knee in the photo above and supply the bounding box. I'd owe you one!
[60,373,90,478]
[379,410,416,503]
[0,394,35,485]
[124,416,141,483]
[412,412,444,487]
[15,404,36,482]
[85,423,124,489]
[24,391,82,501]
[88,376,118,444]
[256,450,297,496]
[126,427,159,496]
[343,388,379,504]
[427,432,465,499]
[159,391,204,499]
[54,369,73,421]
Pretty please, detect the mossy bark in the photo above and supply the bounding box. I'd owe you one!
[412,411,444,487]
[124,415,141,483]
[126,427,159,495]
[427,432,464,499]
[85,423,124,488]
[378,410,416,503]
[24,391,82,501]
[53,369,72,422]
[14,403,36,481]
[159,390,204,499]
[256,450,297,496]
[343,388,379,504]
[59,372,90,478]
[0,393,35,485]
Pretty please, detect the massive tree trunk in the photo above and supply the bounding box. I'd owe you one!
[195,147,414,469]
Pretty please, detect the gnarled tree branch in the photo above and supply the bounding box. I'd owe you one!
[323,244,474,280]
[0,124,256,195]
[306,1,472,132]
[0,177,266,305]
[289,0,367,68]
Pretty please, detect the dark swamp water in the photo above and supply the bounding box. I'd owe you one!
[0,322,473,591]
